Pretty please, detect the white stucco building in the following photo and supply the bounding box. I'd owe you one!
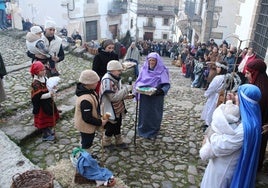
[12,0,267,60]
[17,0,67,27]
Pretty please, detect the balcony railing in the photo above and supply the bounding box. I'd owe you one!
[108,0,127,16]
[143,22,156,30]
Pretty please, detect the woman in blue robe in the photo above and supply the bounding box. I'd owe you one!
[134,52,170,139]
[231,84,262,188]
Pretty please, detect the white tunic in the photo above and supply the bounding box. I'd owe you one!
[201,74,225,126]
[200,105,243,188]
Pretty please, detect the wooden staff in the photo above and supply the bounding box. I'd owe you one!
[134,99,139,147]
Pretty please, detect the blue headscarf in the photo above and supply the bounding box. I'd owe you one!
[134,52,170,88]
[231,84,262,188]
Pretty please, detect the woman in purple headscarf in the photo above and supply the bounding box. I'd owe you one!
[134,52,170,139]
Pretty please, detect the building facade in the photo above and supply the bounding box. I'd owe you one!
[181,0,267,61]
[135,0,180,41]
[17,0,179,43]
[15,0,268,61]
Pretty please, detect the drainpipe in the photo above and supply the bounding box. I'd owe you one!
[208,0,216,40]
[61,0,76,20]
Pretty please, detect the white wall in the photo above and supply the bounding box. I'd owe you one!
[137,16,173,41]
[212,0,239,45]
[234,0,258,49]
[121,0,138,41]
[18,0,67,27]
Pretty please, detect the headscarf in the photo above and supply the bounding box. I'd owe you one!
[246,58,267,84]
[134,52,170,89]
[246,58,268,124]
[44,20,56,29]
[230,84,262,188]
[30,61,45,76]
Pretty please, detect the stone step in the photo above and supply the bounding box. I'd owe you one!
[1,86,76,145]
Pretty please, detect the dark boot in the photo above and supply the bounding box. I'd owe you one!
[42,128,55,142]
[115,134,128,149]
[102,135,114,149]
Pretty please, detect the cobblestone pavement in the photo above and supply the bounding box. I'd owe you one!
[0,30,267,188]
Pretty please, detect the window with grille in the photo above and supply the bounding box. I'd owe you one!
[131,19,133,28]
[253,0,268,59]
[86,20,97,41]
[163,18,169,25]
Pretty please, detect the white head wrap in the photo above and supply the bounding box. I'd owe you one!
[44,20,57,29]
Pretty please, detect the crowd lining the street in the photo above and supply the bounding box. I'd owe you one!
[1,15,268,187]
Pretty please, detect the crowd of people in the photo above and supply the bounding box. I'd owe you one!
[0,0,8,31]
[0,14,267,186]
[121,37,268,187]
[172,38,268,187]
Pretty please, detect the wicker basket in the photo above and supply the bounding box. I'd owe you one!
[87,47,98,55]
[11,170,54,188]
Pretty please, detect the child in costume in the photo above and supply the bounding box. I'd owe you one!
[100,60,133,149]
[30,61,59,141]
[26,25,51,59]
[74,70,108,153]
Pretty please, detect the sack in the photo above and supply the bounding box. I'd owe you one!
[76,150,113,181]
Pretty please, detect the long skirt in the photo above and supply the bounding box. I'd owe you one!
[138,94,164,139]
[34,107,59,129]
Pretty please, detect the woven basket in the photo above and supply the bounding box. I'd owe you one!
[11,170,54,188]
[87,47,98,55]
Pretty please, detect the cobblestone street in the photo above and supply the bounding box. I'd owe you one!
[0,30,267,188]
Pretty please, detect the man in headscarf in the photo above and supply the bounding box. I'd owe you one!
[27,20,65,77]
[245,59,268,171]
[134,52,170,140]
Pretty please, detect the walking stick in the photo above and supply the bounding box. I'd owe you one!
[134,99,139,147]
[101,129,105,166]
[101,112,111,166]
[52,95,56,141]
[223,35,248,103]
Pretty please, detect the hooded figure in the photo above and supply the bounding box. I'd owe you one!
[200,100,242,188]
[245,59,268,171]
[230,84,262,188]
[134,52,170,139]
